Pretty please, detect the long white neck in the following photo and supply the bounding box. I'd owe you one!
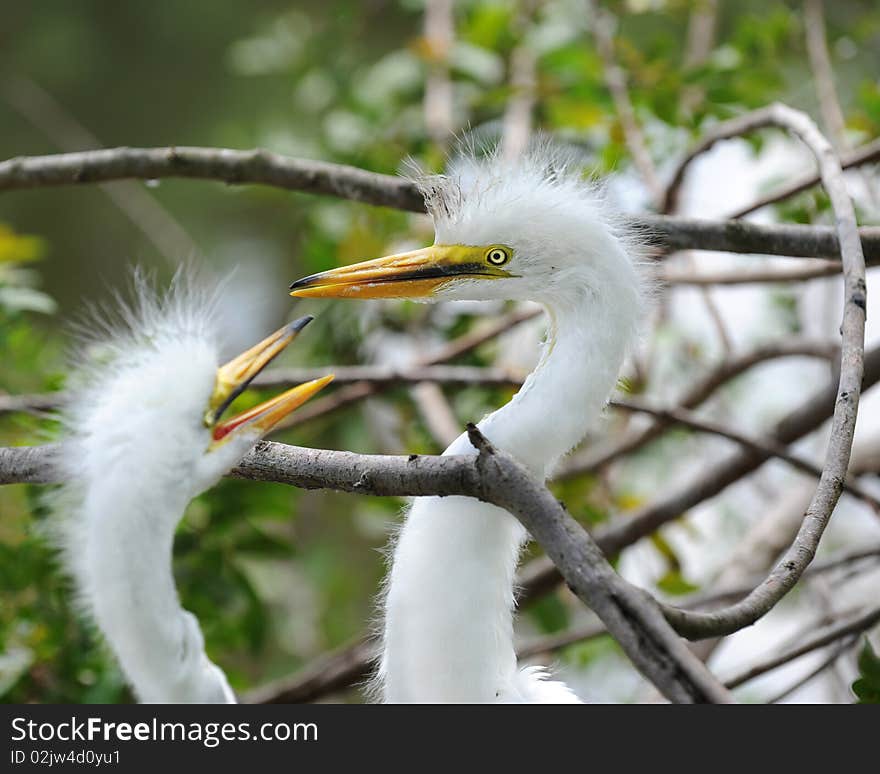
[380,285,638,702]
[78,477,235,703]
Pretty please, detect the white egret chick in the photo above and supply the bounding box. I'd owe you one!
[53,277,333,703]
[290,140,645,703]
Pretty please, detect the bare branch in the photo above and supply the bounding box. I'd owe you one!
[764,637,856,704]
[724,605,880,690]
[587,0,663,203]
[3,147,879,261]
[0,146,426,212]
[662,261,846,285]
[804,0,847,150]
[561,338,838,477]
[243,636,376,705]
[610,398,880,511]
[638,213,879,262]
[1,432,733,703]
[727,137,880,219]
[274,307,538,431]
[653,103,867,639]
[516,620,607,662]
[0,364,525,419]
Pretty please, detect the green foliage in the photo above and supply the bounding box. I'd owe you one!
[852,638,880,704]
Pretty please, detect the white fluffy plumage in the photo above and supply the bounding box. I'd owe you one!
[50,272,259,703]
[378,138,647,703]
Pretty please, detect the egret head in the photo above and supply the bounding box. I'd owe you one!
[290,138,642,310]
[60,279,332,500]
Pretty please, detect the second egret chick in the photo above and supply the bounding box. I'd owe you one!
[53,277,333,703]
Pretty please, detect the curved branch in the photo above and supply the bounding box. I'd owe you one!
[653,103,867,639]
[0,432,732,703]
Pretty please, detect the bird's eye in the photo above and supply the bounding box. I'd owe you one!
[485,247,511,266]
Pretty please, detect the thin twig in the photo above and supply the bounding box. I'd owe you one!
[764,636,856,704]
[727,137,880,219]
[724,605,880,690]
[662,260,846,285]
[804,0,847,150]
[561,337,838,477]
[587,0,663,203]
[274,307,538,431]
[610,398,880,511]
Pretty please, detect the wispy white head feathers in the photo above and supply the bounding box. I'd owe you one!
[408,135,647,309]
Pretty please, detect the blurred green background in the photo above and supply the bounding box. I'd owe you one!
[2,0,879,702]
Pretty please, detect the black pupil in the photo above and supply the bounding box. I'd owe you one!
[490,250,504,263]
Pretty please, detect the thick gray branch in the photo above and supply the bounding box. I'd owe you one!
[2,147,879,261]
[0,431,731,703]
[0,146,424,212]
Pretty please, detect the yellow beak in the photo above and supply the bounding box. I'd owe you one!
[288,244,511,299]
[205,317,333,445]
[210,375,334,444]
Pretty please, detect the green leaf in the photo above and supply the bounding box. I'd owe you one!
[852,639,880,703]
[0,225,46,264]
[657,570,700,596]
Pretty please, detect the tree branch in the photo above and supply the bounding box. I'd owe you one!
[244,539,880,704]
[561,337,838,478]
[0,432,733,703]
[273,307,538,431]
[662,260,847,285]
[648,103,867,639]
[2,147,879,261]
[610,398,880,511]
[727,137,880,219]
[0,146,425,212]
[587,0,663,203]
[723,605,880,690]
[764,637,856,704]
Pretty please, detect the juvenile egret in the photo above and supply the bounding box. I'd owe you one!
[53,276,333,703]
[290,140,645,703]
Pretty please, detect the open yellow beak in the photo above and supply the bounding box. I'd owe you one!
[288,244,511,299]
[205,316,333,445]
[210,375,333,444]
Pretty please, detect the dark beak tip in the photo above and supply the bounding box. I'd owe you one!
[288,314,315,333]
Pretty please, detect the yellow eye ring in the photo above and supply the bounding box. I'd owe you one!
[485,247,511,266]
